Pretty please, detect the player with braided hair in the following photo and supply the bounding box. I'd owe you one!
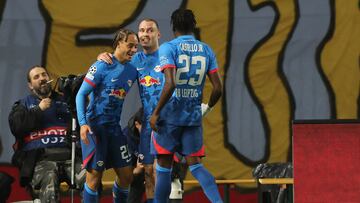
[150,9,223,203]
[76,28,139,203]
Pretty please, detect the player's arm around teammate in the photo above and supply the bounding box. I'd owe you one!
[76,29,139,203]
[97,19,163,203]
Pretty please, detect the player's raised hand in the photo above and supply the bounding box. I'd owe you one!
[97,52,113,64]
[150,113,159,132]
[80,125,93,145]
[39,98,52,111]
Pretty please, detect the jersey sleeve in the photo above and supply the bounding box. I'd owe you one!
[159,42,176,71]
[76,81,93,126]
[83,61,106,88]
[207,46,219,74]
[75,61,105,126]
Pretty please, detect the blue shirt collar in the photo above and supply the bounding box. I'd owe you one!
[176,35,195,40]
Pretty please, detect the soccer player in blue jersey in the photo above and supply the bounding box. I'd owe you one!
[98,19,163,203]
[150,9,223,203]
[131,19,163,203]
[76,28,139,203]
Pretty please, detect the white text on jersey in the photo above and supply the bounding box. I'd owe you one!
[180,43,203,52]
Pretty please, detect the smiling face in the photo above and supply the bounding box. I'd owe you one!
[115,33,139,63]
[27,66,52,98]
[138,20,160,53]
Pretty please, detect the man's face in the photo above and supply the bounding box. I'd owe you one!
[138,20,160,49]
[28,67,52,97]
[118,34,139,62]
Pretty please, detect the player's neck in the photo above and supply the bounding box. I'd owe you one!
[174,31,192,38]
[143,45,158,55]
[113,51,127,64]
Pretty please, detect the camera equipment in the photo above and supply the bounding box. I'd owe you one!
[55,74,84,203]
[56,74,85,115]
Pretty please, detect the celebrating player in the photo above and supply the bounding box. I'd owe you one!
[97,19,163,202]
[150,9,223,203]
[76,28,138,203]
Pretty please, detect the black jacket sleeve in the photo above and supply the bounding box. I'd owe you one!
[8,100,44,140]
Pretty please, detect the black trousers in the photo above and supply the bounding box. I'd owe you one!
[127,173,145,203]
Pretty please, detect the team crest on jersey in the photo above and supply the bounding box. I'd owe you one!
[154,65,161,72]
[127,80,133,87]
[96,161,104,167]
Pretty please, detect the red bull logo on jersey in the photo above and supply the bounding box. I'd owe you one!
[139,75,161,87]
[110,88,126,99]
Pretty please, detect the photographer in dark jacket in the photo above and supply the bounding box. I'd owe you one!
[8,65,85,203]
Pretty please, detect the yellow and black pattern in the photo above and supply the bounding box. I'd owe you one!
[0,0,359,188]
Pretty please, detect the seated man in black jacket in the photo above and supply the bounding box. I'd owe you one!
[8,65,85,202]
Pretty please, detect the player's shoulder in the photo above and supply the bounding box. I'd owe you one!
[197,40,213,52]
[132,52,143,61]
[198,41,216,58]
[160,41,176,51]
[89,60,110,73]
[124,61,138,74]
[130,52,144,65]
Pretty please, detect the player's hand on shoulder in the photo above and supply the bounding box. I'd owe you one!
[80,125,92,145]
[201,103,213,117]
[39,98,51,111]
[97,52,113,64]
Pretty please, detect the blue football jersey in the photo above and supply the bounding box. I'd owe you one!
[76,57,137,126]
[131,51,164,119]
[158,35,219,126]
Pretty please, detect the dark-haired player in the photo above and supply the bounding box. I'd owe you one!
[76,28,138,203]
[150,9,223,203]
[97,18,163,202]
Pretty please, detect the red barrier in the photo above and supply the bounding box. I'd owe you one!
[0,163,32,202]
[293,121,360,202]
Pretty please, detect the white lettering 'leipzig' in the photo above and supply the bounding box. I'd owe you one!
[175,88,199,98]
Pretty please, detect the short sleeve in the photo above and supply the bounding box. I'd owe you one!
[83,61,107,87]
[207,46,219,74]
[159,43,176,71]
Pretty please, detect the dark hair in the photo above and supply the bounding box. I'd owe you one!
[171,9,196,34]
[138,18,160,30]
[26,65,48,82]
[112,28,139,49]
[133,107,143,125]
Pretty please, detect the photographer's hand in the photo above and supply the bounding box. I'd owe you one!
[80,125,92,145]
[39,98,51,111]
